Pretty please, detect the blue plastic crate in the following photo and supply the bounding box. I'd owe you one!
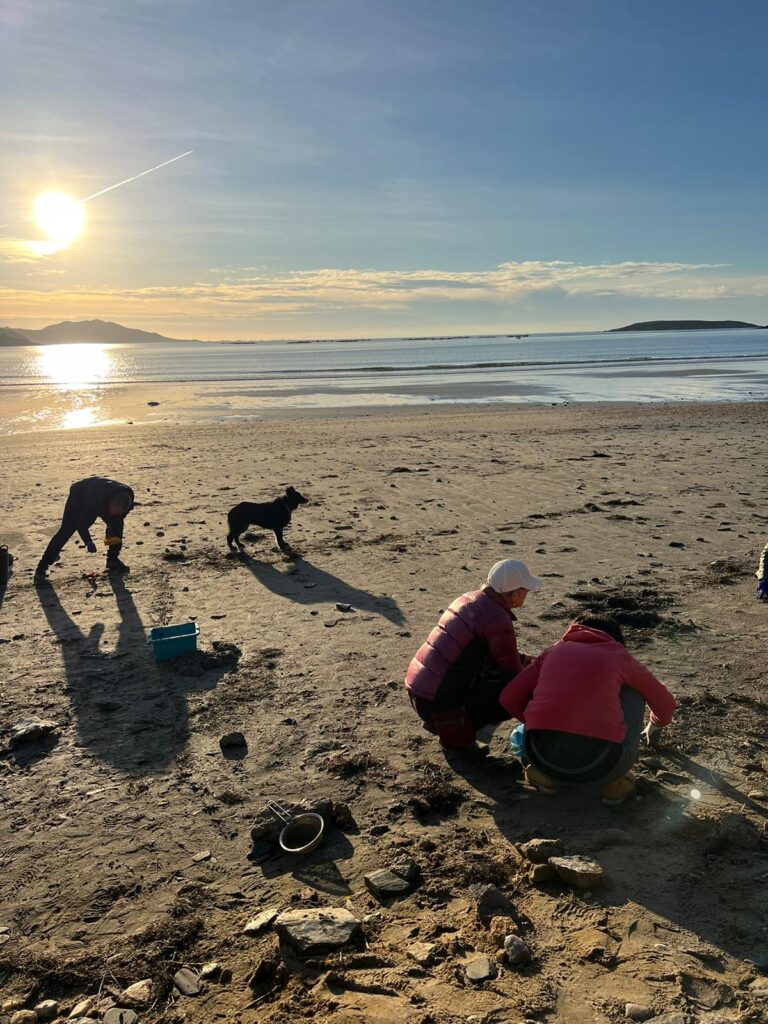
[147,621,199,661]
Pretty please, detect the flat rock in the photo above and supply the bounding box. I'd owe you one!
[465,955,496,983]
[503,935,531,965]
[549,855,604,890]
[470,882,516,924]
[625,1007,653,1022]
[243,908,279,935]
[521,838,564,863]
[406,942,436,967]
[275,908,361,953]
[121,980,152,1007]
[172,967,201,996]
[647,1014,686,1024]
[31,1003,58,1023]
[9,720,58,749]
[530,863,556,884]
[103,1011,138,1024]
[192,849,211,863]
[364,869,411,901]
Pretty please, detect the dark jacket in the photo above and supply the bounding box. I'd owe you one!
[405,586,522,701]
[68,477,134,547]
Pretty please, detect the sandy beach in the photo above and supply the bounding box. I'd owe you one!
[1,400,767,1023]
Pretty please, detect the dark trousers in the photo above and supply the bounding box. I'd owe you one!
[411,664,509,748]
[39,485,123,570]
[525,686,646,785]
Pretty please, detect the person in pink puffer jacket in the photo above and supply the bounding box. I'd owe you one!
[405,559,542,752]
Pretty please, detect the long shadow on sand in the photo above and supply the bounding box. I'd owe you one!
[448,742,766,966]
[236,553,405,626]
[38,576,222,774]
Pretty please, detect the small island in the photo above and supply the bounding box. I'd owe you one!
[609,319,765,332]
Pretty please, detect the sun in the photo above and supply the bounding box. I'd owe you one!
[33,191,85,246]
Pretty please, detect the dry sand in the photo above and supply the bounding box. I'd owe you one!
[0,401,767,1023]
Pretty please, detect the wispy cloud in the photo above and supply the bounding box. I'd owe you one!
[3,259,767,334]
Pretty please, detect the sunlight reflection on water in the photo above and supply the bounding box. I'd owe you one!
[36,343,112,389]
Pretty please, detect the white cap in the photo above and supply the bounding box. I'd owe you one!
[487,559,542,594]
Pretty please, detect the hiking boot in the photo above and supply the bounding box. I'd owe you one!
[602,773,637,806]
[106,557,130,574]
[524,765,560,795]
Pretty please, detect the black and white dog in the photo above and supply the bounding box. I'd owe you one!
[226,486,309,554]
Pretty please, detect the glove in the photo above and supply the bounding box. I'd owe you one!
[86,540,97,554]
[642,722,662,747]
[757,580,768,601]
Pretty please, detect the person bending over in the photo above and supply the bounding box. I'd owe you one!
[405,559,542,754]
[499,614,676,805]
[35,476,135,583]
[756,543,768,601]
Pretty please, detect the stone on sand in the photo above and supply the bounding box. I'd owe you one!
[465,955,496,983]
[548,855,604,890]
[31,1004,58,1023]
[503,935,531,965]
[275,908,361,953]
[172,967,201,996]
[243,908,279,935]
[521,838,564,863]
[470,882,516,924]
[364,868,411,901]
[9,720,58,749]
[121,979,152,1007]
[406,942,436,967]
[625,1003,653,1020]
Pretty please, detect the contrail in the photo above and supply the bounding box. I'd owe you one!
[80,149,193,202]
[0,149,193,230]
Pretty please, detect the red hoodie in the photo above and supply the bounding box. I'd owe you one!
[499,624,676,743]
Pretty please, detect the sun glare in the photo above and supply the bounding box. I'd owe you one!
[34,191,85,246]
[37,343,110,388]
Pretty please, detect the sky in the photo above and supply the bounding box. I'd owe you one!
[2,0,768,339]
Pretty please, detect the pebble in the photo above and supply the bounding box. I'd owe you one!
[192,849,212,863]
[121,979,152,1007]
[103,1009,138,1024]
[172,967,201,996]
[530,863,555,884]
[625,1005,654,1021]
[390,856,420,884]
[470,882,516,924]
[275,908,361,953]
[68,998,95,1019]
[521,838,564,863]
[200,962,221,979]
[465,955,496,983]
[10,1012,38,1024]
[748,790,767,801]
[646,1014,686,1024]
[32,1004,58,1023]
[364,868,411,901]
[9,720,58,749]
[548,855,604,890]
[406,942,436,967]
[219,732,246,749]
[243,908,279,935]
[503,935,531,966]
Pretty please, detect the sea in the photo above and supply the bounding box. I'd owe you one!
[1,327,768,432]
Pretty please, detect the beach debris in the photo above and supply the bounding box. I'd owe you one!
[471,882,516,925]
[465,955,496,983]
[120,980,152,1007]
[548,855,604,890]
[172,967,201,996]
[503,934,532,966]
[364,868,411,901]
[275,908,361,954]
[9,720,58,749]
[219,731,247,749]
[243,908,279,935]
[521,838,564,863]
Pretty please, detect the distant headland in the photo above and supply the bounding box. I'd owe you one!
[609,320,766,332]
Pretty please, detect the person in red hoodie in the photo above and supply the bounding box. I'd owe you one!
[499,614,676,805]
[405,559,542,754]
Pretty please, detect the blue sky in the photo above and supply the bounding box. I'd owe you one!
[2,0,767,338]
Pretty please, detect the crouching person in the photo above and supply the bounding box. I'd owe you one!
[405,559,542,755]
[499,614,676,805]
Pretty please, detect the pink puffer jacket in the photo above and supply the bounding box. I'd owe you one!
[405,586,522,701]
